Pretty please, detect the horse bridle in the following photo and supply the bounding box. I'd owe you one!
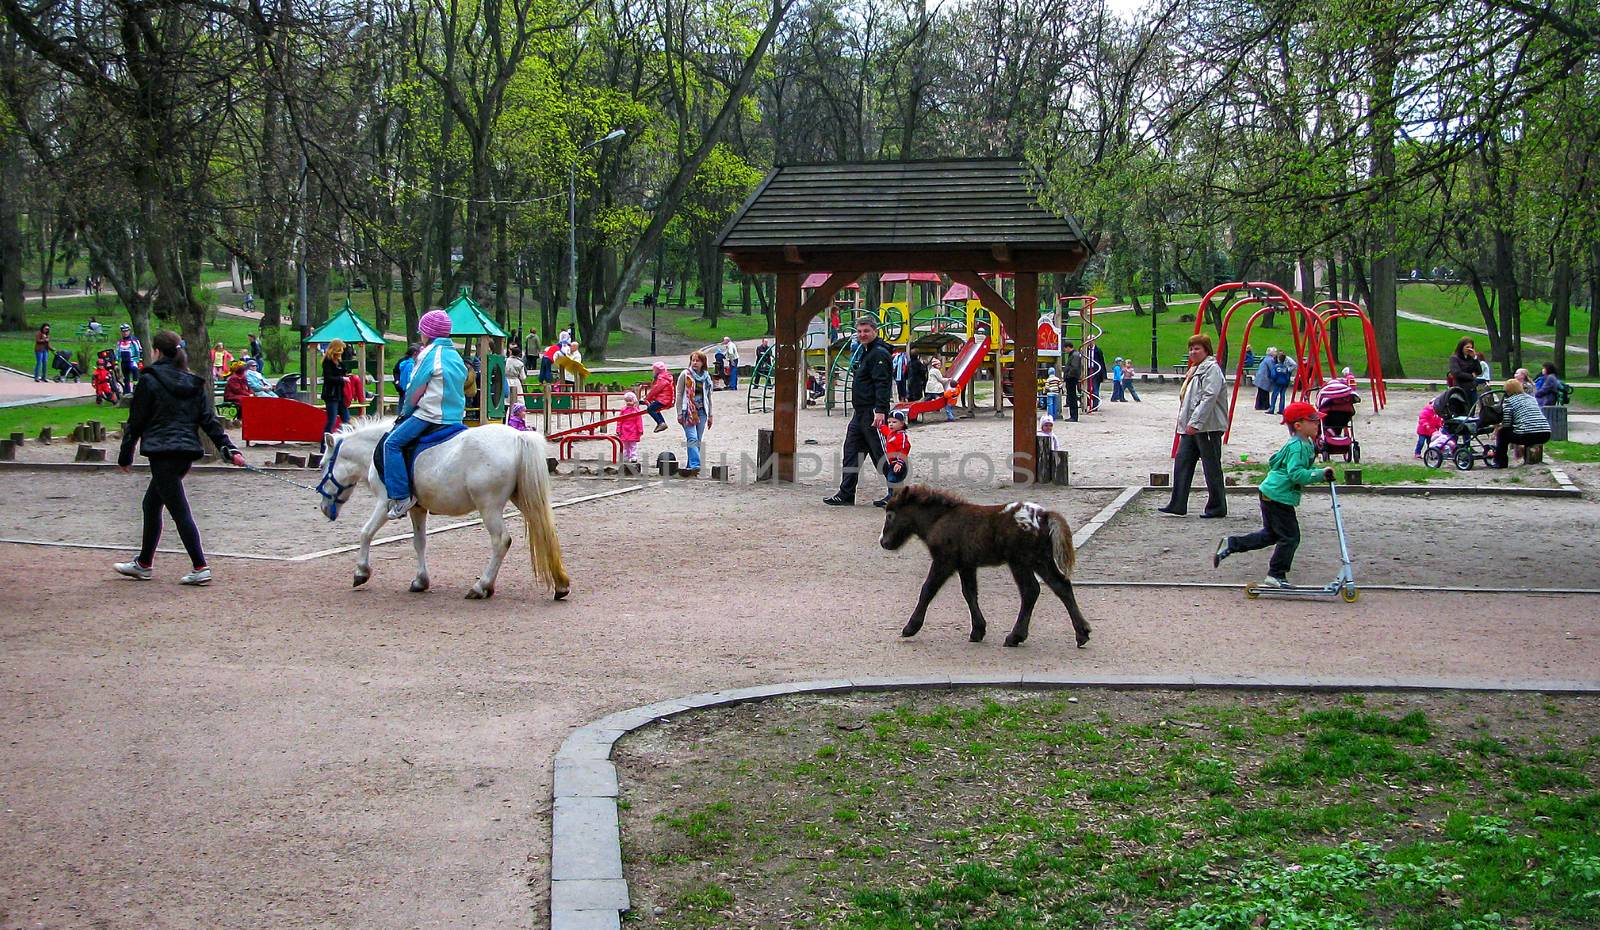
[315,437,357,520]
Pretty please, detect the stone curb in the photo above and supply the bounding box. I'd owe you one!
[549,673,1600,929]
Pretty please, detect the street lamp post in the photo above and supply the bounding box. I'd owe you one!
[569,128,626,345]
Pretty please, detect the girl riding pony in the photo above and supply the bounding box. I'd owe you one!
[383,309,468,519]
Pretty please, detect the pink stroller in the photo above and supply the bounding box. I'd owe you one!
[1315,380,1361,463]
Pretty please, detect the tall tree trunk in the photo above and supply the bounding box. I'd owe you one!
[0,131,22,329]
[1588,242,1599,377]
[1492,227,1519,375]
[1551,253,1571,375]
[1366,31,1405,378]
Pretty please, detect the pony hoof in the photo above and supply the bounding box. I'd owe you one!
[1004,634,1024,647]
[1076,632,1090,648]
[900,623,921,638]
[409,578,429,593]
[554,588,570,601]
[353,569,370,587]
[465,585,492,600]
[969,630,986,643]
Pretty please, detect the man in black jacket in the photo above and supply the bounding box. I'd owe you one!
[825,317,895,507]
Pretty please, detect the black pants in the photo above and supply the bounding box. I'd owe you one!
[836,407,887,500]
[1168,430,1226,517]
[1064,379,1080,421]
[1494,427,1550,467]
[1254,387,1271,411]
[139,455,206,569]
[1227,495,1300,580]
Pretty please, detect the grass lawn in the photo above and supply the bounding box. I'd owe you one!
[1547,440,1600,463]
[619,689,1600,930]
[0,398,128,439]
[1397,282,1595,341]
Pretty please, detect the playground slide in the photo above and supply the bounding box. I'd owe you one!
[895,337,987,419]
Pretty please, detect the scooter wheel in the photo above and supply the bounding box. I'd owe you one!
[1340,585,1360,603]
[1244,584,1261,599]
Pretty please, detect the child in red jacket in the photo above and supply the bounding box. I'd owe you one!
[875,409,911,507]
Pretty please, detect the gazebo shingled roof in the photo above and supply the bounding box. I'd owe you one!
[718,158,1091,483]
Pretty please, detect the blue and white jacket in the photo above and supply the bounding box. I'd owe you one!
[402,337,469,425]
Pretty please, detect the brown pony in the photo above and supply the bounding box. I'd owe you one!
[879,485,1092,648]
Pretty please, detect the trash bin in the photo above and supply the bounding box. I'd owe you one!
[1546,404,1569,441]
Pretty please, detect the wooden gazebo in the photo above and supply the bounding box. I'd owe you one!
[304,299,388,414]
[717,159,1091,483]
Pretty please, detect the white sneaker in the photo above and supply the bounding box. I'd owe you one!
[386,497,415,520]
[114,560,152,581]
[180,568,212,586]
[1258,575,1288,589]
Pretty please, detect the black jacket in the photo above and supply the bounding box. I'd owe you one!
[118,359,236,465]
[322,357,348,402]
[851,337,894,413]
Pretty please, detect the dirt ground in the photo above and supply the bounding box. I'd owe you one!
[2,381,1598,930]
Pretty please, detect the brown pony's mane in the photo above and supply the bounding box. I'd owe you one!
[894,484,968,509]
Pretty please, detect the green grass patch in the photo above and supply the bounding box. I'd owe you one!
[618,690,1600,930]
[0,398,129,439]
[1226,460,1453,485]
[1547,440,1600,463]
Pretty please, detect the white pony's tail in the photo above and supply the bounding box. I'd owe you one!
[513,431,570,596]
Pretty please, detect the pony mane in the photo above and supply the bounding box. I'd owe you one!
[337,414,396,437]
[896,484,968,509]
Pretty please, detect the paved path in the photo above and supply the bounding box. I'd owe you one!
[0,366,96,406]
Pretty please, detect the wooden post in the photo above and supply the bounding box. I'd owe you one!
[773,273,802,482]
[542,381,552,434]
[1011,273,1039,482]
[478,336,490,424]
[357,343,367,417]
[375,340,385,419]
[756,427,775,482]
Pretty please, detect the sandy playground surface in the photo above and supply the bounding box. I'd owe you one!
[2,379,1598,929]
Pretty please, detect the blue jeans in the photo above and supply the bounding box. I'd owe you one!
[682,418,705,469]
[1414,435,1428,455]
[1125,381,1141,402]
[1047,395,1059,419]
[1269,386,1287,413]
[34,350,48,380]
[383,415,434,500]
[1111,380,1125,402]
[727,366,738,390]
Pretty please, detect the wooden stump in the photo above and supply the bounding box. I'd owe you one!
[37,427,51,444]
[0,439,15,461]
[656,452,678,477]
[8,432,23,447]
[546,457,559,475]
[1343,468,1362,486]
[755,428,775,483]
[709,464,730,482]
[307,452,324,469]
[620,461,642,477]
[274,451,294,466]
[283,453,307,468]
[1033,437,1069,485]
[1526,445,1544,464]
[1224,475,1240,487]
[75,444,106,463]
[1149,472,1170,487]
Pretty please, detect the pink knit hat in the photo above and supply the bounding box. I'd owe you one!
[652,360,668,374]
[419,309,453,341]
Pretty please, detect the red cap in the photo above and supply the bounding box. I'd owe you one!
[1282,401,1322,424]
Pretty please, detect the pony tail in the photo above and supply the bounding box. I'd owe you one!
[152,330,188,371]
[512,430,570,596]
[1048,511,1075,578]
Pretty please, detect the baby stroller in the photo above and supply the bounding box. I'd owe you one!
[1315,380,1361,462]
[51,349,83,382]
[272,372,302,398]
[1423,387,1503,470]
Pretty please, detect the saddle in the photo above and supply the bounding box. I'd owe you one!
[372,420,468,484]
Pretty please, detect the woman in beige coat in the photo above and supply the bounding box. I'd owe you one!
[1159,334,1230,518]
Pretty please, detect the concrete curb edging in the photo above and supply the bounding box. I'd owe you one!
[548,672,1600,930]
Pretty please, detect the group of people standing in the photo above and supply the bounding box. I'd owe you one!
[1250,346,1298,415]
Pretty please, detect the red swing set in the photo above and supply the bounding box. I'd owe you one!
[1188,281,1388,444]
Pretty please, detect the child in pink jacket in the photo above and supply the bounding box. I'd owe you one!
[1415,402,1443,457]
[616,391,645,463]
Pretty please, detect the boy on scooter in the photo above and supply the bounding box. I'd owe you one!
[1212,401,1335,589]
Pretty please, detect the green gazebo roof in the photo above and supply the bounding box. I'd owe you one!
[303,300,386,345]
[442,288,508,338]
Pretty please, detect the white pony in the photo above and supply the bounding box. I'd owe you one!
[317,417,570,600]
